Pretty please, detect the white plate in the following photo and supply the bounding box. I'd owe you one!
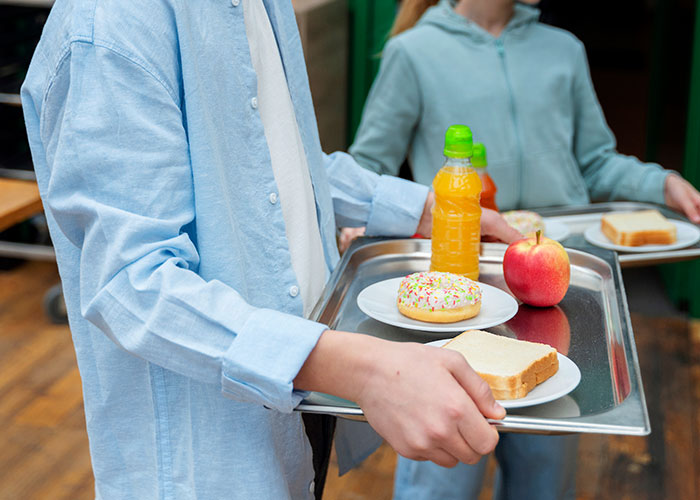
[543,218,571,241]
[583,220,700,252]
[426,339,581,408]
[357,277,518,333]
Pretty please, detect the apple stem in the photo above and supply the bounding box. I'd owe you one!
[536,229,542,245]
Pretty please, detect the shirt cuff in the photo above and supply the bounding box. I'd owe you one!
[365,175,430,237]
[221,308,328,413]
[638,167,671,206]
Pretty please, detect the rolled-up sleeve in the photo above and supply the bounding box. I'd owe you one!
[31,42,324,413]
[323,151,429,236]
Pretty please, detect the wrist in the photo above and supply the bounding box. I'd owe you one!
[664,172,679,205]
[294,330,384,402]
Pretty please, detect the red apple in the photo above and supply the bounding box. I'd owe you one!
[502,230,570,307]
[506,304,571,355]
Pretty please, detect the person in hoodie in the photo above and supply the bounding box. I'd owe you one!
[346,0,700,499]
[348,0,700,219]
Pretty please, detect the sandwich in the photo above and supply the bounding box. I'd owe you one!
[600,209,676,246]
[442,330,558,399]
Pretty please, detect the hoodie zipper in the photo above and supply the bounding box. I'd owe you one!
[495,38,524,207]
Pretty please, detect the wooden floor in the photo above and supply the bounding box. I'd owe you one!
[0,261,698,499]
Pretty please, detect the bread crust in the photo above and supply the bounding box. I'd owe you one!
[483,352,559,399]
[443,330,559,400]
[397,301,481,323]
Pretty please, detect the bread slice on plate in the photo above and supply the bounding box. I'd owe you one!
[443,330,558,400]
[600,209,677,246]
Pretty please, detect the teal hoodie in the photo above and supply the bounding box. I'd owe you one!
[349,0,669,210]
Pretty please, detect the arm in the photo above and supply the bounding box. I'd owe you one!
[349,38,421,176]
[324,150,429,235]
[571,42,670,204]
[338,194,522,252]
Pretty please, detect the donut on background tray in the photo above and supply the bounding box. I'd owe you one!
[397,271,481,323]
[502,210,545,236]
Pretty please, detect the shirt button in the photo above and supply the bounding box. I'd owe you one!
[309,481,315,494]
[289,286,299,298]
[231,0,240,6]
[251,96,258,109]
[269,192,278,204]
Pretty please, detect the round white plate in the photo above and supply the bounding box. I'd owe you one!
[543,219,571,241]
[583,220,700,252]
[426,339,581,408]
[357,277,518,333]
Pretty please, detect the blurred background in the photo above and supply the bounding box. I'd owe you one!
[0,0,698,499]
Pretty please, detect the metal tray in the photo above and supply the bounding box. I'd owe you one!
[298,239,650,436]
[537,201,700,267]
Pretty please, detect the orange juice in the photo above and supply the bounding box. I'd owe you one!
[430,126,482,280]
[473,143,498,211]
[478,172,498,211]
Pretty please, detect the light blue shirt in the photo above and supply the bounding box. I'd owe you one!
[350,0,670,209]
[21,1,428,498]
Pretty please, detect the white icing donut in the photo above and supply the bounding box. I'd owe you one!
[397,271,481,323]
[502,210,545,236]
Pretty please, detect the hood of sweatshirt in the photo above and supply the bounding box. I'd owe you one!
[418,0,541,43]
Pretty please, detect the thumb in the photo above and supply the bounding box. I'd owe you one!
[451,359,506,420]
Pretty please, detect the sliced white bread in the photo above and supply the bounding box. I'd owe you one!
[600,209,676,246]
[443,330,558,400]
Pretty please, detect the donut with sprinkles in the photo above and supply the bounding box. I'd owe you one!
[502,210,545,236]
[397,271,481,323]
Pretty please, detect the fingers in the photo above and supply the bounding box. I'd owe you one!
[440,351,503,462]
[418,449,460,469]
[338,227,366,253]
[456,403,500,461]
[680,193,700,224]
[665,174,700,224]
[447,351,506,420]
[680,182,700,224]
[396,406,490,466]
[481,208,523,244]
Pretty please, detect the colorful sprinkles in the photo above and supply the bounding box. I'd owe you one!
[397,271,481,311]
[502,210,545,235]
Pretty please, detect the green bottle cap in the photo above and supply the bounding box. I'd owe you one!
[472,142,487,167]
[443,125,473,158]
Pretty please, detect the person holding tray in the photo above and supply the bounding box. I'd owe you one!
[20,1,524,499]
[344,0,700,499]
[341,0,700,251]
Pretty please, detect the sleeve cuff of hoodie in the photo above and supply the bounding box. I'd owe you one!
[639,167,671,206]
[365,175,430,237]
[221,308,328,413]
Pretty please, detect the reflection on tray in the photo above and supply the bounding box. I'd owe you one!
[505,304,571,355]
[508,395,581,419]
[303,392,359,409]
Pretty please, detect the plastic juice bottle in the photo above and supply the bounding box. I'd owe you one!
[472,142,498,211]
[430,125,482,280]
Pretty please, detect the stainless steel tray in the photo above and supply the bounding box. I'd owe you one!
[537,201,700,267]
[298,239,650,436]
